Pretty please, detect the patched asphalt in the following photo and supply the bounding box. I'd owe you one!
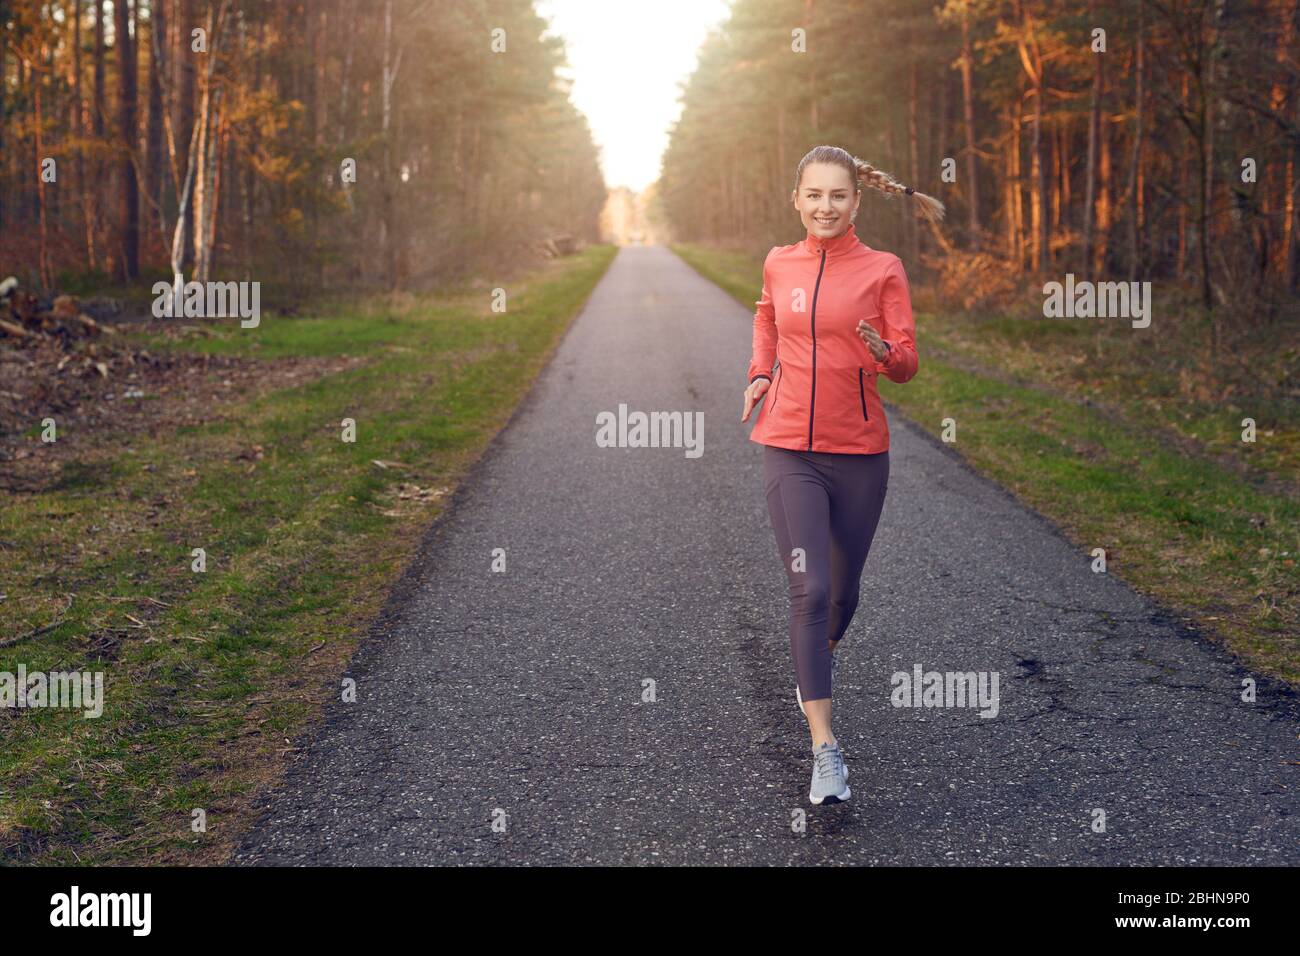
[233,244,1300,865]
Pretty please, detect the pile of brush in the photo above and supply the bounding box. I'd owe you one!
[0,277,118,347]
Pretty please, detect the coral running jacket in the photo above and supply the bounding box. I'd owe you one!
[746,222,917,454]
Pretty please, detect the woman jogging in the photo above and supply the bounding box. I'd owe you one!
[740,145,944,805]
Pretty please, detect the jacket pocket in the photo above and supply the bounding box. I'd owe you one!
[771,364,783,412]
[858,367,869,421]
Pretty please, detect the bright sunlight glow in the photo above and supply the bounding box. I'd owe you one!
[537,0,733,193]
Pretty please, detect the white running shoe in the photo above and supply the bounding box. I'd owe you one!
[809,741,851,805]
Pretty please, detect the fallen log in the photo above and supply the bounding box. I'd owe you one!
[0,317,33,339]
[66,312,114,336]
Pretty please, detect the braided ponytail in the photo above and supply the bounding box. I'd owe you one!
[853,158,946,225]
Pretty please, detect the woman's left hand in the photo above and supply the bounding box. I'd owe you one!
[857,319,889,362]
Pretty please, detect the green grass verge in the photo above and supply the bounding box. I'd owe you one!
[0,245,617,863]
[674,241,1299,684]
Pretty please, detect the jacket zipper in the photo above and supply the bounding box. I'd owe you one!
[858,367,869,421]
[808,249,826,450]
[771,364,782,411]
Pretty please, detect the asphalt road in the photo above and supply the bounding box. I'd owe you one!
[233,244,1300,865]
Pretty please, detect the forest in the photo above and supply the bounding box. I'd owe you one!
[5,0,1297,326]
[0,0,608,295]
[660,0,1300,330]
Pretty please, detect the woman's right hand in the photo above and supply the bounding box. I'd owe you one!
[741,377,770,422]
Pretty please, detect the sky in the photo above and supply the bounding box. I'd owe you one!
[536,0,734,194]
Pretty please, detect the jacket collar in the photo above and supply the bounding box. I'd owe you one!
[802,218,864,258]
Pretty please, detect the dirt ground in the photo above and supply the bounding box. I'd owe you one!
[0,317,366,493]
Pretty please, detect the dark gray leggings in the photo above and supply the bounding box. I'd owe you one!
[762,445,890,703]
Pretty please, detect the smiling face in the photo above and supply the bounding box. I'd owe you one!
[792,162,860,238]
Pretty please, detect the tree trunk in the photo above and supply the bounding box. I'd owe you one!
[777,101,787,212]
[804,0,817,134]
[0,20,6,230]
[1018,4,1046,274]
[1176,73,1188,277]
[1051,121,1061,233]
[1082,0,1100,280]
[1028,80,1043,273]
[338,0,355,146]
[73,0,95,268]
[1126,0,1146,282]
[1094,54,1112,278]
[1200,3,1219,311]
[313,1,327,146]
[191,60,210,277]
[46,14,59,225]
[116,0,140,280]
[176,0,196,272]
[245,15,264,276]
[935,64,948,188]
[311,0,327,283]
[908,56,921,268]
[93,0,108,268]
[1268,0,1297,289]
[1060,113,1071,220]
[16,57,24,229]
[1007,102,1024,268]
[197,91,222,282]
[147,0,166,257]
[35,59,52,289]
[94,1,106,138]
[959,7,981,246]
[380,0,397,288]
[1289,130,1300,294]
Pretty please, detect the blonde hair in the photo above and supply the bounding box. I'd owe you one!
[795,145,946,225]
